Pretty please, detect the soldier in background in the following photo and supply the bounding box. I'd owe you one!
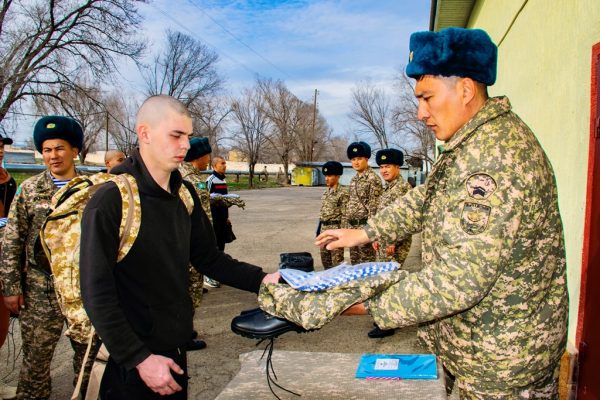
[316,28,568,398]
[343,141,382,264]
[318,161,348,269]
[367,148,413,339]
[104,149,126,173]
[1,116,96,399]
[179,137,213,351]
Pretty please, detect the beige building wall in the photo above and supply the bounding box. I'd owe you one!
[467,0,600,345]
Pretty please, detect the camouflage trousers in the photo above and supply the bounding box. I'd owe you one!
[456,362,560,399]
[189,266,204,309]
[319,223,344,269]
[375,237,412,264]
[17,268,97,400]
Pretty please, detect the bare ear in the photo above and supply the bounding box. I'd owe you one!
[137,123,151,144]
[459,77,476,105]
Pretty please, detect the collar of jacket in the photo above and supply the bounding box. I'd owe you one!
[37,168,83,193]
[384,176,399,190]
[442,96,511,154]
[212,171,226,180]
[111,147,184,198]
[355,166,373,179]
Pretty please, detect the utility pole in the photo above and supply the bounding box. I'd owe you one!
[310,89,318,162]
[105,111,109,151]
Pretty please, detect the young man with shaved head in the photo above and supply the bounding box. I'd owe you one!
[80,95,280,399]
[104,149,126,173]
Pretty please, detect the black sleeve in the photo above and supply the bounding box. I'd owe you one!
[80,184,151,370]
[185,181,266,293]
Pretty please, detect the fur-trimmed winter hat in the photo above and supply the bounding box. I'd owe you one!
[184,137,212,162]
[347,141,371,159]
[406,28,497,86]
[322,161,343,176]
[376,149,404,166]
[33,116,84,153]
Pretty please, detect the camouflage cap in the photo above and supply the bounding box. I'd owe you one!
[406,27,498,85]
[322,161,343,176]
[376,148,404,166]
[347,141,371,159]
[33,115,84,153]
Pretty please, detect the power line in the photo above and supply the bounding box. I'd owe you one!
[185,0,293,80]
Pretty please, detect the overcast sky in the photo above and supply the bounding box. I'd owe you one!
[10,0,431,145]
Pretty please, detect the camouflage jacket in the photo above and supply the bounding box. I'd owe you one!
[1,170,80,296]
[376,176,412,261]
[319,185,349,226]
[179,162,212,223]
[344,167,382,226]
[364,97,568,390]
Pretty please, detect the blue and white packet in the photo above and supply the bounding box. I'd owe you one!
[279,261,400,292]
[0,217,7,228]
[355,354,438,380]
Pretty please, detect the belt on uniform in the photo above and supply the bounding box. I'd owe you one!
[320,219,340,225]
[348,218,368,226]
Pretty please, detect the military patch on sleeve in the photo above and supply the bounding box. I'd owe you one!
[461,202,491,235]
[465,173,497,200]
[196,182,206,190]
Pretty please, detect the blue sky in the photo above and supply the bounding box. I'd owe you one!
[132,0,431,137]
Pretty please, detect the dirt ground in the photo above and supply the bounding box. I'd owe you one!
[0,186,429,400]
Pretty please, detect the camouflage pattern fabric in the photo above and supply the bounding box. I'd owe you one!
[210,193,246,209]
[0,170,97,399]
[363,97,568,393]
[180,162,212,308]
[344,167,382,264]
[319,185,349,268]
[375,176,412,264]
[258,270,404,330]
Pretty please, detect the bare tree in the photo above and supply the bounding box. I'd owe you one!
[143,30,222,106]
[229,87,270,187]
[0,0,145,124]
[105,93,138,156]
[293,102,332,162]
[189,97,230,156]
[257,78,302,183]
[391,72,435,174]
[34,81,107,163]
[349,80,391,148]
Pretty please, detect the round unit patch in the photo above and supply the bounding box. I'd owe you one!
[465,173,497,200]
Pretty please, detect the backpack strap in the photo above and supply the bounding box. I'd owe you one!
[179,182,195,215]
[110,174,142,262]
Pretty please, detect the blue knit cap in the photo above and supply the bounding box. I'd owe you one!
[185,137,212,162]
[406,28,497,85]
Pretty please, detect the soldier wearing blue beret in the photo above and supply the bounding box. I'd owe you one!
[1,115,95,399]
[318,161,348,269]
[317,27,567,398]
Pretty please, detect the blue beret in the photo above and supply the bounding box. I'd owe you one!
[406,28,497,86]
[376,149,404,166]
[322,161,343,176]
[347,141,371,159]
[33,116,83,153]
[184,137,212,162]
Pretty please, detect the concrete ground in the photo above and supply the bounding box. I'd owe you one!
[0,186,439,400]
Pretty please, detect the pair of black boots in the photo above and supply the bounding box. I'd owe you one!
[231,252,312,339]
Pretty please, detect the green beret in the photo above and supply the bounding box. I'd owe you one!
[184,137,212,162]
[406,28,497,85]
[347,141,371,159]
[376,149,404,166]
[33,116,83,153]
[322,161,343,176]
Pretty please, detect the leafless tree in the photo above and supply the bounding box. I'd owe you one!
[391,72,435,173]
[104,93,138,156]
[34,81,107,163]
[293,102,332,162]
[257,78,303,183]
[229,87,270,188]
[0,0,145,124]
[349,80,391,148]
[189,97,230,156]
[143,30,223,106]
[320,135,350,161]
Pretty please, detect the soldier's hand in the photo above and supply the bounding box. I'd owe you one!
[262,272,281,284]
[136,354,183,396]
[385,245,396,256]
[372,242,380,251]
[315,229,370,250]
[341,303,367,316]
[3,295,24,315]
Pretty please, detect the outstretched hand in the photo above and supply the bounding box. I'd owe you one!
[315,228,370,250]
[262,271,281,284]
[137,354,183,396]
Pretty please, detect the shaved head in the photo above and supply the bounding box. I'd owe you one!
[105,149,125,163]
[136,95,191,129]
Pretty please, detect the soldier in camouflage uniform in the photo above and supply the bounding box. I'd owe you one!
[180,136,213,351]
[318,161,348,269]
[316,28,568,398]
[0,116,96,399]
[344,141,382,265]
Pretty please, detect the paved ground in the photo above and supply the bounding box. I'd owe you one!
[0,186,430,399]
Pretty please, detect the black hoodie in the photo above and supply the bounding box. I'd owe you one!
[80,149,266,370]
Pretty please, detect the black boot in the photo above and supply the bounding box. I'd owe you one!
[231,308,306,339]
[368,325,395,339]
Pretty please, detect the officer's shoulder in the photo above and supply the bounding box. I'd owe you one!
[18,171,48,192]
